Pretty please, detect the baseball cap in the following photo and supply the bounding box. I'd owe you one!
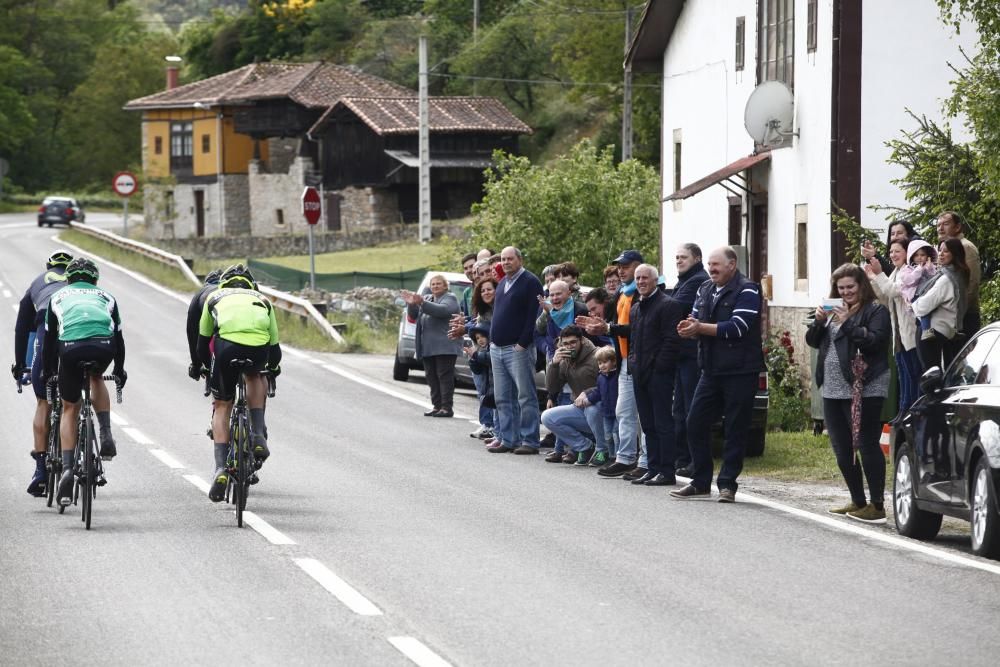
[612,249,644,265]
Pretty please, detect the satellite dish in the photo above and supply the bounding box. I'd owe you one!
[744,81,795,148]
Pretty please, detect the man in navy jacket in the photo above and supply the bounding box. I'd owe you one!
[487,247,545,454]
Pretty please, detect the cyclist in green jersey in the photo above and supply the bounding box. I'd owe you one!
[198,264,281,502]
[42,258,126,506]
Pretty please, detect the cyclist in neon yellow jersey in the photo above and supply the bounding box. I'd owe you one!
[42,258,127,506]
[198,264,281,502]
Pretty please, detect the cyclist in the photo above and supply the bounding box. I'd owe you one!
[11,251,73,497]
[198,264,281,502]
[186,269,222,380]
[42,258,127,506]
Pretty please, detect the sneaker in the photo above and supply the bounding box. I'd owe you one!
[99,431,117,460]
[478,428,495,440]
[623,466,648,481]
[670,483,711,499]
[718,488,736,503]
[847,504,887,524]
[574,447,594,466]
[487,443,515,453]
[675,466,694,477]
[513,445,539,455]
[545,450,564,463]
[208,468,228,502]
[57,469,74,506]
[597,461,633,477]
[540,433,556,449]
[588,451,609,468]
[27,451,47,497]
[251,434,270,462]
[828,502,863,515]
[470,425,487,438]
[562,451,576,464]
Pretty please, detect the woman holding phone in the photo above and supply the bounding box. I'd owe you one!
[806,264,891,523]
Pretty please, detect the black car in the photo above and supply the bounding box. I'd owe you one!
[37,196,85,227]
[892,323,1000,559]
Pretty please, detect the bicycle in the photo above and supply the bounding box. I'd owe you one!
[44,377,62,508]
[224,360,274,528]
[61,361,123,530]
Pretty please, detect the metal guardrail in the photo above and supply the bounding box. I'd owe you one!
[66,222,345,344]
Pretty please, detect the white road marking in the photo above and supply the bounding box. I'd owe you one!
[122,426,153,445]
[293,558,383,616]
[388,637,452,667]
[149,448,185,469]
[321,363,473,420]
[109,411,128,426]
[10,304,17,312]
[183,474,211,494]
[0,280,4,288]
[309,358,324,365]
[2,289,10,298]
[283,347,311,360]
[242,511,296,545]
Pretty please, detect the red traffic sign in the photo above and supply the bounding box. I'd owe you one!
[302,187,321,225]
[112,171,138,197]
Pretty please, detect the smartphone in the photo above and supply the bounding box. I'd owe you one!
[822,298,844,311]
[463,338,474,348]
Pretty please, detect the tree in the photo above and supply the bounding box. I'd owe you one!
[0,46,37,154]
[470,140,660,285]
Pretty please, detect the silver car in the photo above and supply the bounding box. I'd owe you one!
[393,271,474,384]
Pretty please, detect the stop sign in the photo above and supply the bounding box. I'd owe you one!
[302,187,321,225]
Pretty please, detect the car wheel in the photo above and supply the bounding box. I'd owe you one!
[893,444,942,540]
[745,427,766,457]
[392,352,409,381]
[46,222,53,227]
[970,457,1000,559]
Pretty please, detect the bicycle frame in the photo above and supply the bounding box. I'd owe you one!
[225,360,257,528]
[45,380,62,508]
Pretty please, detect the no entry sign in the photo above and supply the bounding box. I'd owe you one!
[112,171,138,197]
[302,186,321,225]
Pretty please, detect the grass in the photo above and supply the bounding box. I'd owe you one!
[59,229,197,293]
[744,430,893,484]
[258,239,450,273]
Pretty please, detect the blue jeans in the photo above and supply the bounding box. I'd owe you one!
[551,391,571,452]
[672,356,700,469]
[614,358,640,465]
[541,404,597,452]
[687,372,757,492]
[472,371,494,428]
[895,348,921,419]
[634,368,677,475]
[585,409,617,456]
[490,344,540,449]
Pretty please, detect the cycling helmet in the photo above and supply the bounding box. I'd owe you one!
[65,257,99,284]
[46,251,74,269]
[204,269,223,285]
[220,263,256,290]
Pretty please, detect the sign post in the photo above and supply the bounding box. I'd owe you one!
[111,171,138,237]
[302,186,321,292]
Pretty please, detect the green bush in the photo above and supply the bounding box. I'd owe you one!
[765,329,811,432]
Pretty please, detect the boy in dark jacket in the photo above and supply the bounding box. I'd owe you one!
[578,345,619,466]
[466,324,496,440]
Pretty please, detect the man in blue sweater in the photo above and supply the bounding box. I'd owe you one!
[487,246,545,454]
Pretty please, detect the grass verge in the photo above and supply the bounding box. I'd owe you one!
[744,430,893,484]
[59,229,197,293]
[258,239,451,273]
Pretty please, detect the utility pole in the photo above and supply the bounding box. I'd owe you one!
[622,6,634,161]
[418,35,431,243]
[472,0,479,95]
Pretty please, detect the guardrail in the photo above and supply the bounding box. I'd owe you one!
[66,222,345,344]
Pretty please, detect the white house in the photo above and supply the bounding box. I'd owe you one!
[626,0,976,337]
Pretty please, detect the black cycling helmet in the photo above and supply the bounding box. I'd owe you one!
[204,269,223,285]
[46,251,74,269]
[220,263,256,290]
[65,257,99,284]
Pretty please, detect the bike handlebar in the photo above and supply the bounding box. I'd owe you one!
[102,375,124,404]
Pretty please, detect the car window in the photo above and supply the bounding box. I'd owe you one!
[946,330,1000,387]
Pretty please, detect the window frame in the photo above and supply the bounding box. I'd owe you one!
[170,121,193,172]
[807,0,818,53]
[757,0,795,88]
[735,17,746,71]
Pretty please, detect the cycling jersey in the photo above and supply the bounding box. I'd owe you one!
[186,282,219,366]
[47,281,122,341]
[199,288,279,347]
[14,267,68,398]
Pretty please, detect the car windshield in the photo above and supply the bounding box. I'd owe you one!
[43,198,72,205]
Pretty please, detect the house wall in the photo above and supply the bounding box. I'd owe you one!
[143,112,170,179]
[248,157,312,237]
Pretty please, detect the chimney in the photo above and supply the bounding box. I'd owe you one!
[166,66,179,90]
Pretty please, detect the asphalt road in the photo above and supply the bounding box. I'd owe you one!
[2,213,999,666]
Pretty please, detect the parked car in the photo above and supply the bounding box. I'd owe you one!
[37,196,85,226]
[708,371,769,457]
[891,323,1000,559]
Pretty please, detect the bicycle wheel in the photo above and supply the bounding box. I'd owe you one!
[82,413,94,530]
[46,404,61,508]
[234,411,250,527]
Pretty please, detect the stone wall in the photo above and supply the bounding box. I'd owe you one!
[153,222,469,259]
[339,186,400,231]
[223,175,251,236]
[248,157,313,237]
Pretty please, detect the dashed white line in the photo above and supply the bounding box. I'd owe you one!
[293,558,383,616]
[10,304,17,312]
[109,411,128,426]
[388,637,452,667]
[149,448,185,469]
[122,426,153,445]
[321,363,473,420]
[242,511,296,545]
[182,474,211,494]
[2,289,11,298]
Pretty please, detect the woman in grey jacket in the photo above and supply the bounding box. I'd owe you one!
[402,275,463,417]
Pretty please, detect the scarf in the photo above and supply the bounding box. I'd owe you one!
[621,279,637,296]
[550,299,576,330]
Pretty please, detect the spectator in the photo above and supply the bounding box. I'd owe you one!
[466,322,495,440]
[487,247,545,454]
[577,249,645,479]
[474,259,493,282]
[628,264,686,486]
[899,240,937,310]
[539,326,601,465]
[585,287,615,325]
[401,275,463,418]
[477,248,496,262]
[671,246,764,503]
[912,238,970,371]
[936,211,981,335]
[669,243,709,476]
[578,345,620,466]
[541,265,557,294]
[806,264,891,524]
[554,262,583,302]
[603,265,621,295]
[466,277,499,438]
[861,219,919,275]
[866,239,922,419]
[459,252,478,316]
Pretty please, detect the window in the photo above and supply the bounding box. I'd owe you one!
[202,134,210,153]
[735,17,746,71]
[154,136,162,155]
[275,209,285,226]
[673,137,682,192]
[794,205,808,288]
[946,330,999,387]
[807,0,817,52]
[170,121,193,171]
[757,0,795,88]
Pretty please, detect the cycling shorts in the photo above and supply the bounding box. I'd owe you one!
[30,323,46,399]
[58,338,116,403]
[210,339,267,402]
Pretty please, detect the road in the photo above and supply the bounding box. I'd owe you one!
[2,213,999,666]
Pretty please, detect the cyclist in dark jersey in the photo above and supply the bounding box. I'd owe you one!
[198,264,281,502]
[42,258,127,506]
[11,251,72,497]
[186,269,222,379]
